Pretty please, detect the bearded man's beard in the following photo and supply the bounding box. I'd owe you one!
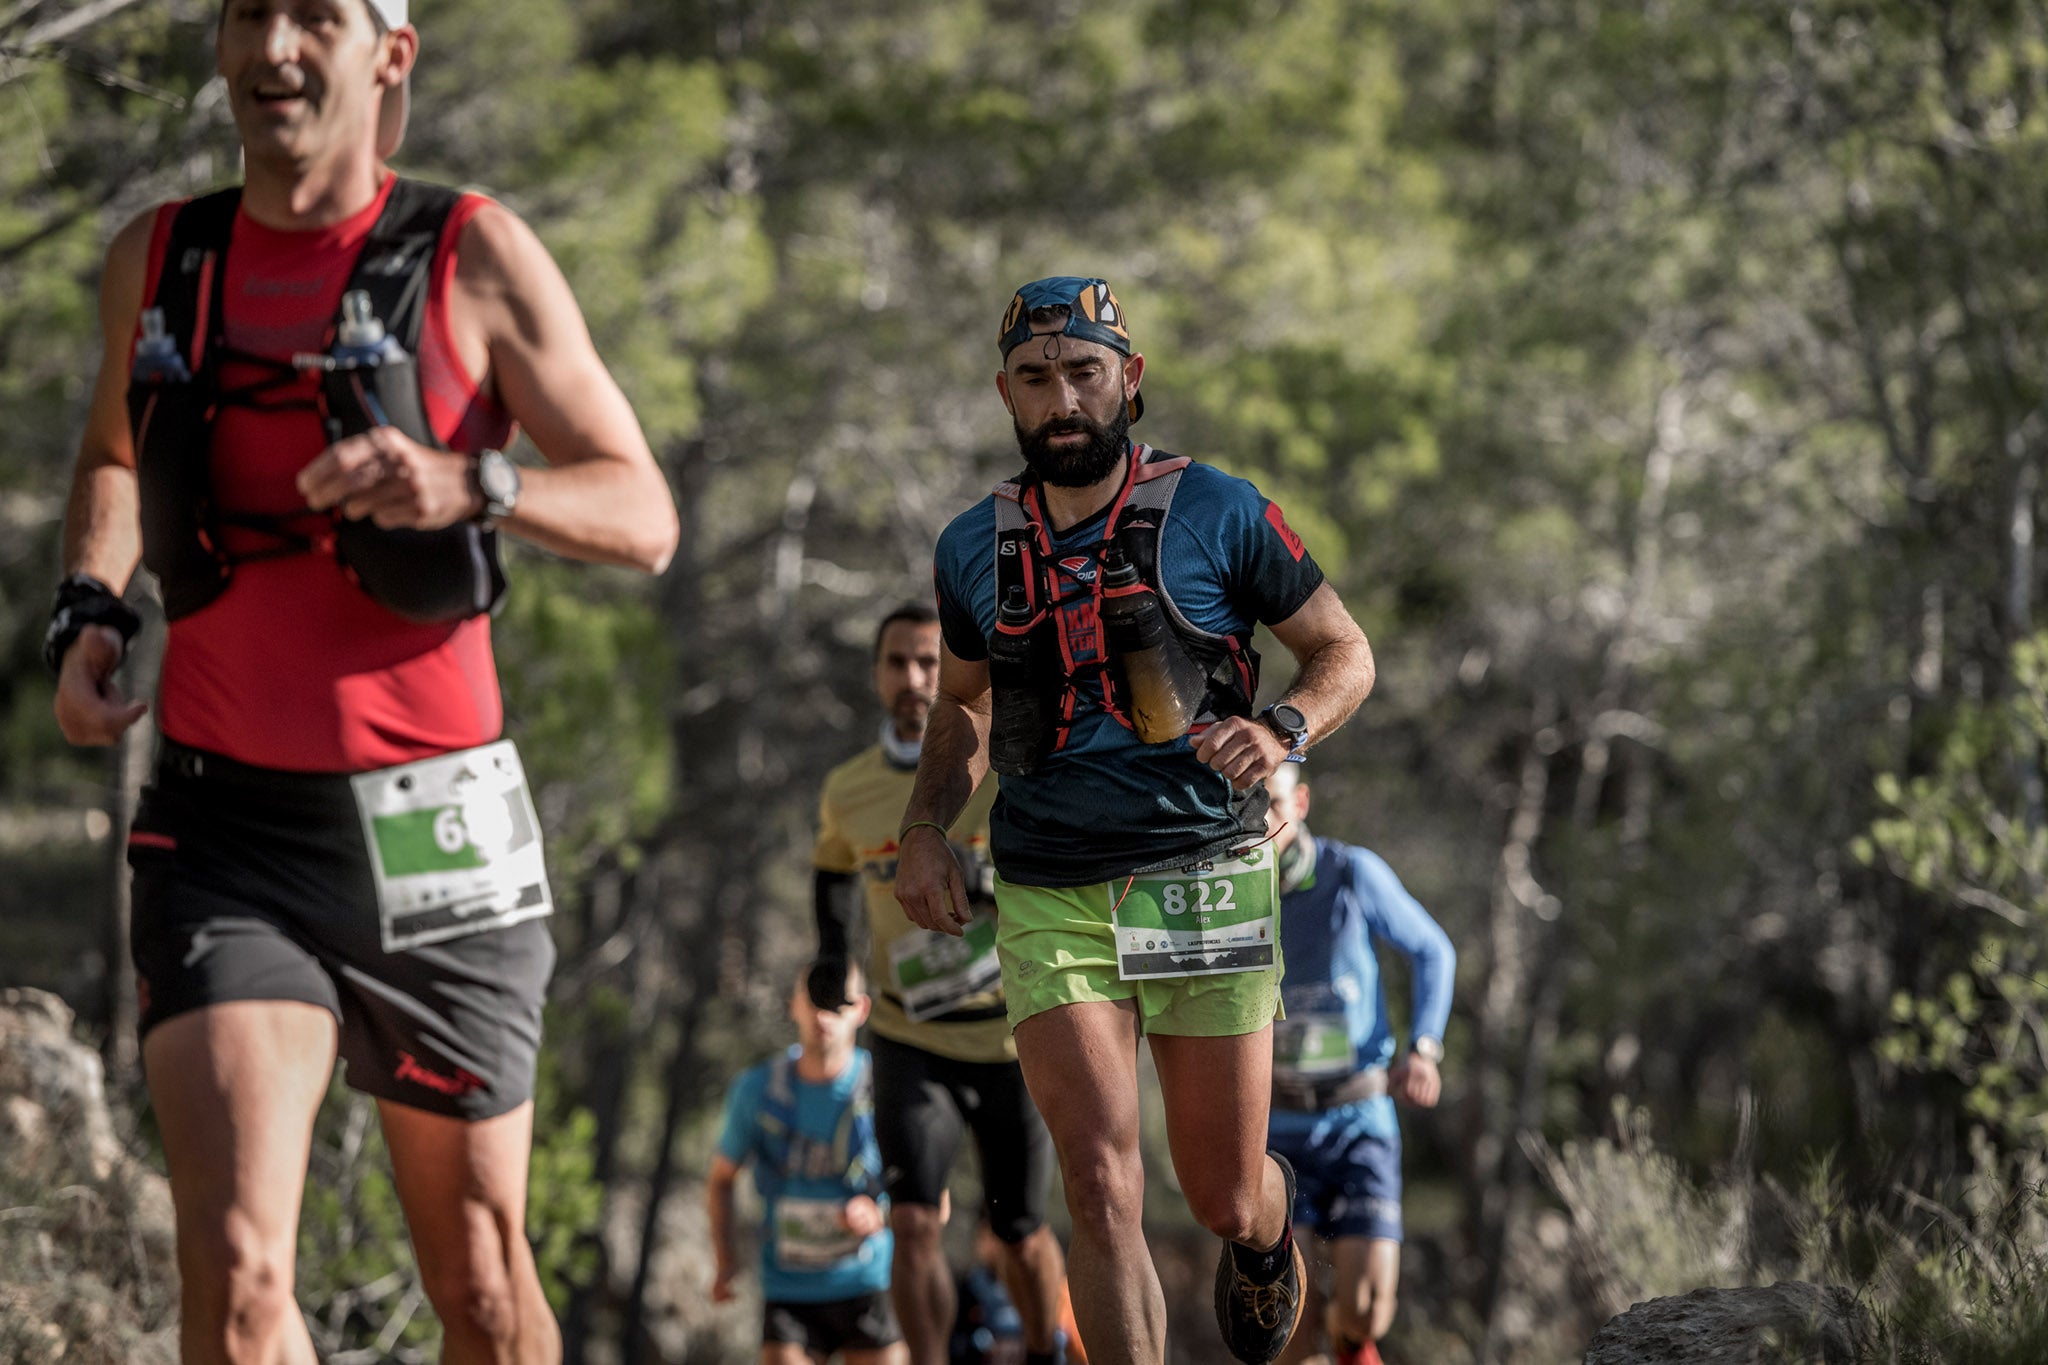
[1015,403,1131,487]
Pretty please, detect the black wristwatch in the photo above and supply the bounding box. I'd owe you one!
[1260,701,1310,762]
[44,573,142,675]
[472,448,521,527]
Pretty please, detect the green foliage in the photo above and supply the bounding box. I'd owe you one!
[494,557,675,869]
[526,1107,603,1314]
[1533,1105,1754,1317]
[1864,634,2048,1146]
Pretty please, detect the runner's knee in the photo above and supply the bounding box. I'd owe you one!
[891,1201,948,1253]
[1059,1149,1144,1239]
[416,1207,521,1346]
[986,1206,1044,1245]
[1183,1178,1267,1245]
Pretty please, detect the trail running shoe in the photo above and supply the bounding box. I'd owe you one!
[1214,1151,1307,1364]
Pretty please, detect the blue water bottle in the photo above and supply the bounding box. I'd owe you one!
[132,308,191,383]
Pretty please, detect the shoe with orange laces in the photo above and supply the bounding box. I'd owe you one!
[1213,1151,1307,1364]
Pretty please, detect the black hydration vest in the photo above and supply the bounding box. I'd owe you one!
[991,445,1260,753]
[128,178,507,624]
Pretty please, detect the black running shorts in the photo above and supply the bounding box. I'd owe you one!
[127,742,556,1120]
[870,1031,1052,1243]
[763,1292,902,1354]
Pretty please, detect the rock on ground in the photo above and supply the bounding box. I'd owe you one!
[1583,1282,1874,1365]
[0,987,178,1365]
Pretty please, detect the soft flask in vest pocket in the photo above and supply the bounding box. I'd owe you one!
[317,291,506,624]
[129,308,233,621]
[988,586,1057,775]
[1100,547,1209,743]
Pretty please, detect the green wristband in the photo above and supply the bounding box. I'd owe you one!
[899,820,950,842]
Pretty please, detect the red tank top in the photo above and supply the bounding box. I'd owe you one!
[138,176,516,773]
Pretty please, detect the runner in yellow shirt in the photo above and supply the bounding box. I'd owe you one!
[814,603,1072,1365]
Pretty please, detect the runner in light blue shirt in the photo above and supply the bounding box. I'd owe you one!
[1264,764,1455,1365]
[709,958,906,1363]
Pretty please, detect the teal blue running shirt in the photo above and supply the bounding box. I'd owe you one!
[715,1047,891,1304]
[933,448,1324,886]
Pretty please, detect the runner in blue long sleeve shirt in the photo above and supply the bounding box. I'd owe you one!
[1264,765,1454,1365]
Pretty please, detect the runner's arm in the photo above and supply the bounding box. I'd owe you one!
[814,786,866,960]
[894,644,992,936]
[706,1154,743,1302]
[53,211,157,745]
[1359,850,1455,1046]
[298,203,680,572]
[1359,849,1453,1107]
[814,869,864,961]
[1195,581,1375,787]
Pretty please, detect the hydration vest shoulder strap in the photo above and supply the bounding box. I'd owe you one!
[758,1049,875,1186]
[1117,450,1222,647]
[991,448,1259,729]
[350,178,463,361]
[143,179,461,397]
[992,481,1043,621]
[761,1046,801,1127]
[151,188,243,377]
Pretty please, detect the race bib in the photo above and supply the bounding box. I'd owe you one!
[1113,848,1277,981]
[891,911,1002,1022]
[351,741,553,952]
[1272,1013,1358,1081]
[774,1196,864,1270]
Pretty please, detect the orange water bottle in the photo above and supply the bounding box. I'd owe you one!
[1100,548,1208,743]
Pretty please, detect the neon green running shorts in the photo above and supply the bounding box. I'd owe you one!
[992,872,1283,1037]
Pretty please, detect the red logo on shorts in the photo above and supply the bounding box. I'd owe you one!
[395,1052,485,1097]
[1264,502,1306,562]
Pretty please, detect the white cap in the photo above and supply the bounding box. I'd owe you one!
[367,0,411,159]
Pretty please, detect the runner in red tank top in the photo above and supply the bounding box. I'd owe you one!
[142,174,511,772]
[47,4,678,1362]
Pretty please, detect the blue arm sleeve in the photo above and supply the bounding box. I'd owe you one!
[1353,849,1456,1044]
[715,1066,765,1166]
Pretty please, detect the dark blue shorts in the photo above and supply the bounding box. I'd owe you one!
[1268,1103,1403,1243]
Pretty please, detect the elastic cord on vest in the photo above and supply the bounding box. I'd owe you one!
[128,179,507,625]
[987,446,1260,772]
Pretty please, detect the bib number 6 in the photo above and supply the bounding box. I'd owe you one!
[432,806,468,855]
[1161,879,1237,916]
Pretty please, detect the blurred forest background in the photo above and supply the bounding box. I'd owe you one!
[7,0,2048,1360]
